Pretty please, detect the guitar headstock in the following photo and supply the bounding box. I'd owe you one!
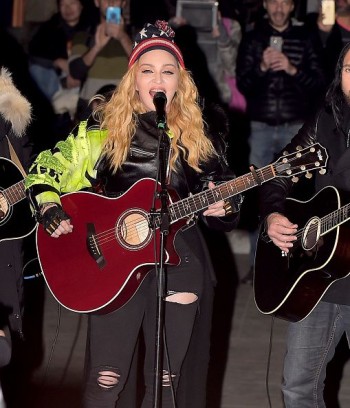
[274,143,328,182]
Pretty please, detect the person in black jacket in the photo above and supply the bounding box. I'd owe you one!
[69,0,132,121]
[236,0,325,281]
[25,20,242,407]
[304,0,350,87]
[258,41,350,407]
[28,0,94,118]
[0,66,34,404]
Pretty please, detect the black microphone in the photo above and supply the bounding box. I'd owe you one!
[153,92,167,128]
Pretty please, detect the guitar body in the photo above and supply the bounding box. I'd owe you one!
[254,186,350,322]
[0,157,36,242]
[36,178,184,314]
[35,143,329,315]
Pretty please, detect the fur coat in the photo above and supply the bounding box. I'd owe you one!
[0,66,32,146]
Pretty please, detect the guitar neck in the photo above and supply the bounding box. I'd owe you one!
[4,180,26,205]
[322,203,350,235]
[169,164,275,222]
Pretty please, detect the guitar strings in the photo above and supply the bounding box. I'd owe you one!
[3,180,25,204]
[99,207,337,255]
[91,160,313,248]
[282,204,350,248]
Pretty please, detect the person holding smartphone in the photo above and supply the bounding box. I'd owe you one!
[69,0,132,120]
[235,0,325,283]
[305,0,350,85]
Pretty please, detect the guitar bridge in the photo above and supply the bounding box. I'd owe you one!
[86,223,106,269]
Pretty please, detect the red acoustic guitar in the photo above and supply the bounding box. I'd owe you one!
[36,143,328,314]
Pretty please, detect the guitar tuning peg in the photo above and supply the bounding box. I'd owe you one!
[296,145,302,150]
[319,168,326,175]
[292,176,299,183]
[305,171,313,179]
[282,150,289,156]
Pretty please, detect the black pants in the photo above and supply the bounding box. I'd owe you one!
[83,228,207,408]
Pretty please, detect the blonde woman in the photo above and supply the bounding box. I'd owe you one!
[26,21,241,408]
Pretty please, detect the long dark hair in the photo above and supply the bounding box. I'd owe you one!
[325,42,350,131]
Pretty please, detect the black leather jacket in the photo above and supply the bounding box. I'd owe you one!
[258,106,350,218]
[97,109,242,232]
[236,20,325,125]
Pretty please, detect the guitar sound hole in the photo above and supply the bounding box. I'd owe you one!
[117,209,152,250]
[302,217,321,251]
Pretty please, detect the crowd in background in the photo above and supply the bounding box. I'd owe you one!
[1,0,350,406]
[2,0,347,168]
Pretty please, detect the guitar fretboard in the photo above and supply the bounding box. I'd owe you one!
[148,142,326,229]
[322,203,350,234]
[3,180,26,205]
[168,164,276,222]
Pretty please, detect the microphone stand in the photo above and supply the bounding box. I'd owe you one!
[151,116,170,408]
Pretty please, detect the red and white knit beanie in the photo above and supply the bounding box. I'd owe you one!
[128,20,185,69]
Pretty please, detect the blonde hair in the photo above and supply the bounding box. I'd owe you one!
[94,60,216,173]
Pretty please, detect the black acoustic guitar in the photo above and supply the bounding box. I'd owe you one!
[254,185,350,322]
[0,157,36,242]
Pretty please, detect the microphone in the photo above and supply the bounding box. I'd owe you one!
[153,92,167,128]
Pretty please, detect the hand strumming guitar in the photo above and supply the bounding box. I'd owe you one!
[266,212,298,253]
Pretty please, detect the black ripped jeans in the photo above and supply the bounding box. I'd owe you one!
[82,228,205,408]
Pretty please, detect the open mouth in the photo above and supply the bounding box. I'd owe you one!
[149,90,166,98]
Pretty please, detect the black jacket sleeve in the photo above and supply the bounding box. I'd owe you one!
[258,110,321,221]
[197,104,242,231]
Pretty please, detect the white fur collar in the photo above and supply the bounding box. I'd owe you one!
[0,67,32,137]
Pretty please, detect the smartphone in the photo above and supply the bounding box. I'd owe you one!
[322,0,335,25]
[270,36,283,52]
[106,6,121,24]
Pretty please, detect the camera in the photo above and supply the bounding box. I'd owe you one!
[176,1,218,31]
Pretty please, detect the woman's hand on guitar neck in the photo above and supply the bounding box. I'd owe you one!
[266,212,297,253]
[203,182,227,217]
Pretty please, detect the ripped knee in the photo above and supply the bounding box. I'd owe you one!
[97,368,120,389]
[162,370,176,387]
[165,291,198,304]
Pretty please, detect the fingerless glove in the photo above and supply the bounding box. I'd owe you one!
[41,205,70,235]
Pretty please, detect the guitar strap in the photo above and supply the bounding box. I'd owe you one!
[6,136,26,176]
